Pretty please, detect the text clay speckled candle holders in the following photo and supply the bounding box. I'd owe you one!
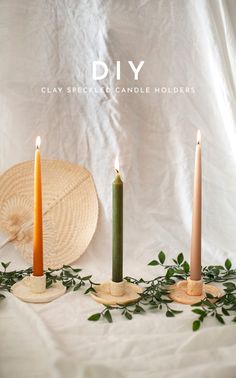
[11,274,66,303]
[169,277,221,305]
[91,280,143,306]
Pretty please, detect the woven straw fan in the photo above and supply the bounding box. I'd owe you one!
[0,160,98,268]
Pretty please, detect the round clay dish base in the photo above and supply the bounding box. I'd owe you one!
[169,280,222,305]
[11,277,66,303]
[91,281,143,306]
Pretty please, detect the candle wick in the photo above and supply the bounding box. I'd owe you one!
[115,169,119,174]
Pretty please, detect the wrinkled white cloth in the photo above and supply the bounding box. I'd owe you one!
[0,0,236,377]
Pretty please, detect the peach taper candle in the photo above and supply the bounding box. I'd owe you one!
[190,130,202,281]
[169,131,221,304]
[169,130,221,305]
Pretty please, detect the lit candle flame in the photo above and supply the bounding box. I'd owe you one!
[36,136,41,149]
[197,130,201,145]
[115,156,119,172]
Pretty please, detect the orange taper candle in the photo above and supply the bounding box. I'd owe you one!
[190,130,202,281]
[33,136,43,276]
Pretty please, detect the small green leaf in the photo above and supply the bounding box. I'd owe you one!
[1,262,11,270]
[215,313,225,324]
[138,278,145,283]
[192,320,201,331]
[191,301,203,307]
[199,314,206,322]
[165,268,174,279]
[88,313,101,321]
[225,259,232,271]
[172,268,184,274]
[148,260,159,266]
[64,271,74,278]
[84,287,96,294]
[65,282,72,289]
[177,253,184,265]
[223,282,236,292]
[46,279,53,288]
[206,292,214,299]
[124,311,133,320]
[73,283,81,291]
[135,304,145,313]
[223,282,235,288]
[232,316,236,322]
[216,265,225,270]
[192,309,206,316]
[149,304,158,310]
[82,275,92,281]
[0,294,6,300]
[202,299,214,307]
[212,267,220,276]
[104,310,113,323]
[165,278,176,285]
[222,307,230,316]
[161,299,173,304]
[158,251,166,264]
[171,309,183,314]
[166,310,175,317]
[182,261,190,274]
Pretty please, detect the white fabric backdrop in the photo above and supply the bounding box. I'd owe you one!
[0,0,236,377]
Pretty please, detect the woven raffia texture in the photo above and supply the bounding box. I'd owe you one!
[0,160,98,268]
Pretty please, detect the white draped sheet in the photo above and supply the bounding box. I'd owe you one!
[0,0,236,377]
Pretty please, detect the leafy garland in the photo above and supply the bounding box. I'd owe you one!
[88,252,236,331]
[0,252,236,331]
[0,263,98,298]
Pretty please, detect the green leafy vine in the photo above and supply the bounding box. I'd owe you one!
[1,252,236,331]
[88,252,236,331]
[0,263,98,297]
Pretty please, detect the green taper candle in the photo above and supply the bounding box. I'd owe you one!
[112,157,123,282]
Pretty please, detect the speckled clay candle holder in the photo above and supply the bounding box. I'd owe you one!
[11,274,66,303]
[169,277,221,305]
[91,280,143,306]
